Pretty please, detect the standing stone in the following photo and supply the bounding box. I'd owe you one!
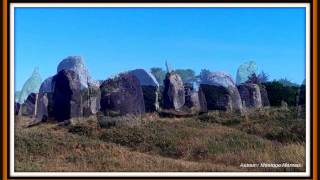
[236,61,258,85]
[57,56,99,89]
[237,83,262,108]
[18,68,42,104]
[14,102,20,115]
[52,70,82,122]
[130,69,160,112]
[162,73,185,110]
[184,83,194,108]
[35,93,49,122]
[200,72,243,113]
[38,76,55,119]
[184,83,207,113]
[198,87,208,113]
[100,72,145,116]
[39,76,54,93]
[281,100,288,110]
[260,85,270,106]
[81,84,101,117]
[19,93,38,117]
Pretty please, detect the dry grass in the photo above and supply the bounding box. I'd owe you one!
[14,107,306,172]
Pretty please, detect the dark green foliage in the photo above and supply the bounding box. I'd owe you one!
[264,81,299,106]
[221,119,241,126]
[246,73,261,84]
[299,85,306,105]
[278,78,299,87]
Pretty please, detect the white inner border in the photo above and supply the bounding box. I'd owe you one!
[10,3,311,177]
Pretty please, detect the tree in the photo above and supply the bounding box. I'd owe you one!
[264,80,299,106]
[246,73,260,84]
[258,71,269,83]
[150,67,166,86]
[199,69,211,84]
[278,78,299,87]
[175,69,196,83]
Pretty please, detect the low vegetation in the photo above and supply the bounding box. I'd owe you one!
[15,107,305,172]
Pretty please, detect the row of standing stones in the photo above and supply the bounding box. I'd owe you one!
[14,56,297,126]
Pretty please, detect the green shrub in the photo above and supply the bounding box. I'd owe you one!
[221,119,241,126]
[264,81,299,106]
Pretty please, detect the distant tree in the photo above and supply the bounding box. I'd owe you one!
[258,71,269,83]
[278,78,299,87]
[175,69,196,83]
[199,69,211,83]
[150,67,166,86]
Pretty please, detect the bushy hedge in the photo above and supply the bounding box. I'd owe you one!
[263,81,300,106]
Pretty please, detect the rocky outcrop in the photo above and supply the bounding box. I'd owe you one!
[39,76,54,93]
[52,70,82,122]
[237,83,262,108]
[236,61,258,85]
[162,73,185,110]
[100,73,145,116]
[57,56,99,89]
[17,68,42,103]
[130,69,159,112]
[200,72,243,113]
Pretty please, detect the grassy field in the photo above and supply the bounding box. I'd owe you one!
[14,107,305,172]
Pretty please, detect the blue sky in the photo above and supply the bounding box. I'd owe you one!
[14,7,306,90]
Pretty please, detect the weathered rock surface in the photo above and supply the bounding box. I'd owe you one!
[236,61,258,85]
[52,70,82,122]
[260,85,270,106]
[237,83,262,108]
[130,69,159,86]
[57,56,99,89]
[17,68,42,103]
[35,93,49,121]
[162,73,185,110]
[15,102,20,115]
[200,72,243,113]
[184,83,207,113]
[198,87,208,113]
[19,93,38,117]
[281,100,288,110]
[81,85,101,117]
[130,69,159,112]
[100,73,145,116]
[39,76,54,93]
